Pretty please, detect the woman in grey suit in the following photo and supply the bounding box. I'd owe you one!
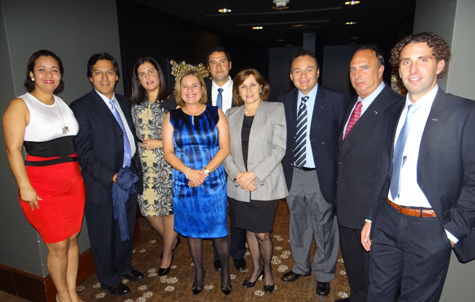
[223,68,288,294]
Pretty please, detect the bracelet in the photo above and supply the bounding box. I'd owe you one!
[185,167,190,179]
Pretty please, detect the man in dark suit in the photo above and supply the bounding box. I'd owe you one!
[70,53,144,296]
[278,50,349,296]
[205,46,247,272]
[335,47,404,302]
[362,32,475,302]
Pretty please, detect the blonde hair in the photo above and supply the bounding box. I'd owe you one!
[174,69,207,107]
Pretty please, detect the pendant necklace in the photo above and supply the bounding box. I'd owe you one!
[57,104,69,134]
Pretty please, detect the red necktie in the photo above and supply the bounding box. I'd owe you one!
[343,101,362,140]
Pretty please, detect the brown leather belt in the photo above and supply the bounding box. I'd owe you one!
[386,198,437,218]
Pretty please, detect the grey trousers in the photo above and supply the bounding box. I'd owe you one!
[286,167,339,282]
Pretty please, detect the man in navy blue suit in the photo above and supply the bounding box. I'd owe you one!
[205,46,247,272]
[278,50,349,296]
[363,32,475,302]
[71,53,143,296]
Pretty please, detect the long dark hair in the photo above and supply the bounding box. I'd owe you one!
[24,50,64,94]
[131,57,169,105]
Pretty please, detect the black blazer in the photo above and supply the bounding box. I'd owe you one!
[372,89,475,263]
[335,85,404,229]
[278,86,349,204]
[70,90,142,205]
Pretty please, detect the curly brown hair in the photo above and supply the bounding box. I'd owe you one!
[389,32,451,78]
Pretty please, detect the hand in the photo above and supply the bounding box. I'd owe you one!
[20,186,41,210]
[244,181,257,192]
[235,171,256,189]
[142,138,161,151]
[361,221,372,251]
[187,169,207,188]
[112,173,118,183]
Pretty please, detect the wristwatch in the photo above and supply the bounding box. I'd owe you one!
[203,167,210,176]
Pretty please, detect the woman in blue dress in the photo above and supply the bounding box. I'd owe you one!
[162,69,231,295]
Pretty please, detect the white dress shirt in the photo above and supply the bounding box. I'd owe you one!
[211,76,233,112]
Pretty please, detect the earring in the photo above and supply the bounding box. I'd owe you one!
[31,78,35,81]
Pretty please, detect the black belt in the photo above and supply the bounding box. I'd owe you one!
[25,156,78,167]
[295,166,316,171]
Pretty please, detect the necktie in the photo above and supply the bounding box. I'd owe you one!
[109,99,131,167]
[294,96,309,168]
[343,101,362,140]
[216,88,223,109]
[389,104,419,199]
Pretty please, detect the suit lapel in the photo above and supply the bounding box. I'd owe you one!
[229,106,245,169]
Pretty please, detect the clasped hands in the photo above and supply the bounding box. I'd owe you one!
[235,171,257,192]
[187,169,207,188]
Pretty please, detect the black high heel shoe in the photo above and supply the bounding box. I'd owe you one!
[158,254,173,276]
[221,285,232,295]
[192,270,206,295]
[263,271,275,293]
[242,268,264,288]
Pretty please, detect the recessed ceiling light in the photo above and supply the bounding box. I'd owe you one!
[252,26,263,30]
[276,38,284,42]
[349,36,360,39]
[218,8,232,13]
[272,0,289,10]
[345,1,360,5]
[346,21,357,25]
[292,24,306,28]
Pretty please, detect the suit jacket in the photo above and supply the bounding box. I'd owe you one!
[278,86,349,204]
[70,89,142,205]
[223,101,288,202]
[335,85,404,229]
[373,89,475,263]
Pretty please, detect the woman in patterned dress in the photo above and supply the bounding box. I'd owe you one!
[131,57,179,276]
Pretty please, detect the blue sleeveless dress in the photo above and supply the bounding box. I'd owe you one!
[169,106,227,238]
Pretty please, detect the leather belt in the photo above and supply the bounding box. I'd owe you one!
[386,198,437,218]
[295,166,316,171]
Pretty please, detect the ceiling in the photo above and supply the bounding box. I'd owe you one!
[135,0,416,47]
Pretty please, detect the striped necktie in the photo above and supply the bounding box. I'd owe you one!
[343,101,362,140]
[294,96,309,168]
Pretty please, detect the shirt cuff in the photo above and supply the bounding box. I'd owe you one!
[445,229,459,244]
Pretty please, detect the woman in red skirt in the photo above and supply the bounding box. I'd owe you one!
[3,50,85,302]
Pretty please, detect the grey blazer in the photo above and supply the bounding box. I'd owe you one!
[223,101,288,202]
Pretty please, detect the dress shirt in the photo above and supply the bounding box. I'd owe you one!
[297,84,318,169]
[211,76,233,112]
[96,90,136,159]
[342,82,385,136]
[388,85,457,243]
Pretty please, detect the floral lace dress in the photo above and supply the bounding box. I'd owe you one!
[132,101,173,216]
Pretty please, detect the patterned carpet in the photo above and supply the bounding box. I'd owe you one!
[2,200,350,301]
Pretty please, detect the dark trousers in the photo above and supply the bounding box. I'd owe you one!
[85,195,137,287]
[367,201,452,302]
[339,224,369,302]
[213,201,247,261]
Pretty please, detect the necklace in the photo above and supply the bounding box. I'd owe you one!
[56,103,69,134]
[31,92,69,134]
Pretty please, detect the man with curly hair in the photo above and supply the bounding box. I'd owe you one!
[362,32,475,302]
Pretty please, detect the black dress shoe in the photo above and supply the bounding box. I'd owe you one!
[192,285,203,295]
[316,281,330,296]
[335,298,350,302]
[102,283,130,296]
[221,285,232,295]
[233,258,247,271]
[214,259,222,271]
[281,270,311,282]
[242,269,263,288]
[122,269,144,281]
[159,254,174,276]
